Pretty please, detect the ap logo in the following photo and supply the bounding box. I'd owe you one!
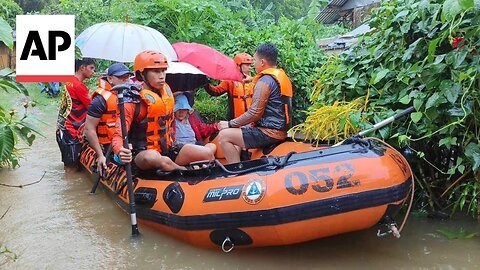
[16,15,75,82]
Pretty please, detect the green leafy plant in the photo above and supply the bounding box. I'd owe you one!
[0,0,23,27]
[0,18,39,168]
[194,90,228,123]
[0,245,18,266]
[303,0,480,217]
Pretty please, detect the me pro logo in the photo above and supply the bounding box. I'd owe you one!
[16,15,75,82]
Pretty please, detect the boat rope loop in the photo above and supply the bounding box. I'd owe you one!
[341,134,371,148]
[221,237,234,253]
[271,151,296,168]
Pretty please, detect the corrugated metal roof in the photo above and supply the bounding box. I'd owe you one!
[315,0,381,24]
[315,8,349,24]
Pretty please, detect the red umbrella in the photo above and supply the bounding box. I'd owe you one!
[172,42,243,82]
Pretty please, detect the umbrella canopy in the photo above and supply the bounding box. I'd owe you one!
[166,62,207,92]
[76,22,178,62]
[172,42,242,82]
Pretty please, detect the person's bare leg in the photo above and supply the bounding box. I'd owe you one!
[217,128,245,164]
[205,143,217,156]
[174,144,215,166]
[134,150,184,171]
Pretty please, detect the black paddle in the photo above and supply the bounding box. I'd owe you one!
[335,106,415,146]
[112,83,140,237]
[90,145,112,194]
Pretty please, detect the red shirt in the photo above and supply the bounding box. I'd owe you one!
[64,77,91,138]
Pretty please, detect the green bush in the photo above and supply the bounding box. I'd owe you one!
[0,0,22,27]
[309,0,480,216]
[194,90,228,123]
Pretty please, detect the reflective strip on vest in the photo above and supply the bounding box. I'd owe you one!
[92,87,118,144]
[130,85,174,154]
[231,81,254,118]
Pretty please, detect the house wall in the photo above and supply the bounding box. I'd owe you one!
[352,2,380,28]
[0,43,16,69]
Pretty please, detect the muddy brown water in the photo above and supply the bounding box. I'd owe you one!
[1,111,479,269]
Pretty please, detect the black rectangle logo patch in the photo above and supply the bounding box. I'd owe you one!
[203,185,244,202]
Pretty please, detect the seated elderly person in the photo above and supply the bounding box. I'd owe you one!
[171,94,218,163]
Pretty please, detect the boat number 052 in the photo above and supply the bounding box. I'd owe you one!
[284,163,360,195]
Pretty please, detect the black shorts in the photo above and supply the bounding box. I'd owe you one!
[242,126,282,149]
[56,129,82,166]
[168,144,183,162]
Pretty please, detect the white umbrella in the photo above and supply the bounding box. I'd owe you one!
[167,62,204,75]
[75,22,178,62]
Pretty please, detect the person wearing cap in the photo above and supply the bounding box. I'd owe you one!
[204,52,254,120]
[171,94,218,161]
[96,67,110,91]
[84,63,132,176]
[112,51,216,171]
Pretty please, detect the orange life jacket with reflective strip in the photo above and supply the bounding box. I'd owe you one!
[129,85,175,154]
[97,76,112,91]
[231,81,254,118]
[252,68,293,130]
[91,87,118,144]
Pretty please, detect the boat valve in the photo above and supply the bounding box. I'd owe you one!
[377,223,401,238]
[221,237,234,253]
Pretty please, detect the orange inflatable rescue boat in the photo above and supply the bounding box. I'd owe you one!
[80,137,413,251]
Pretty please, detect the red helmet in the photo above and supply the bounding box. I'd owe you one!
[234,53,253,66]
[133,51,169,73]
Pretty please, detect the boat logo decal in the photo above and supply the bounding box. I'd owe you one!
[242,179,266,205]
[203,185,244,202]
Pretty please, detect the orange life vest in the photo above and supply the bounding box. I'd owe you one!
[91,87,118,144]
[129,85,175,154]
[97,75,112,91]
[231,81,254,118]
[252,68,293,129]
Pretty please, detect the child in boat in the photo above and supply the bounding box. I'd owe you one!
[171,94,218,162]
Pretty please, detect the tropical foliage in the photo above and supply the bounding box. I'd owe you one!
[0,0,22,26]
[302,0,480,216]
[0,18,38,168]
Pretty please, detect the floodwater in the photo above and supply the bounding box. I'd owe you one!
[1,110,479,270]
